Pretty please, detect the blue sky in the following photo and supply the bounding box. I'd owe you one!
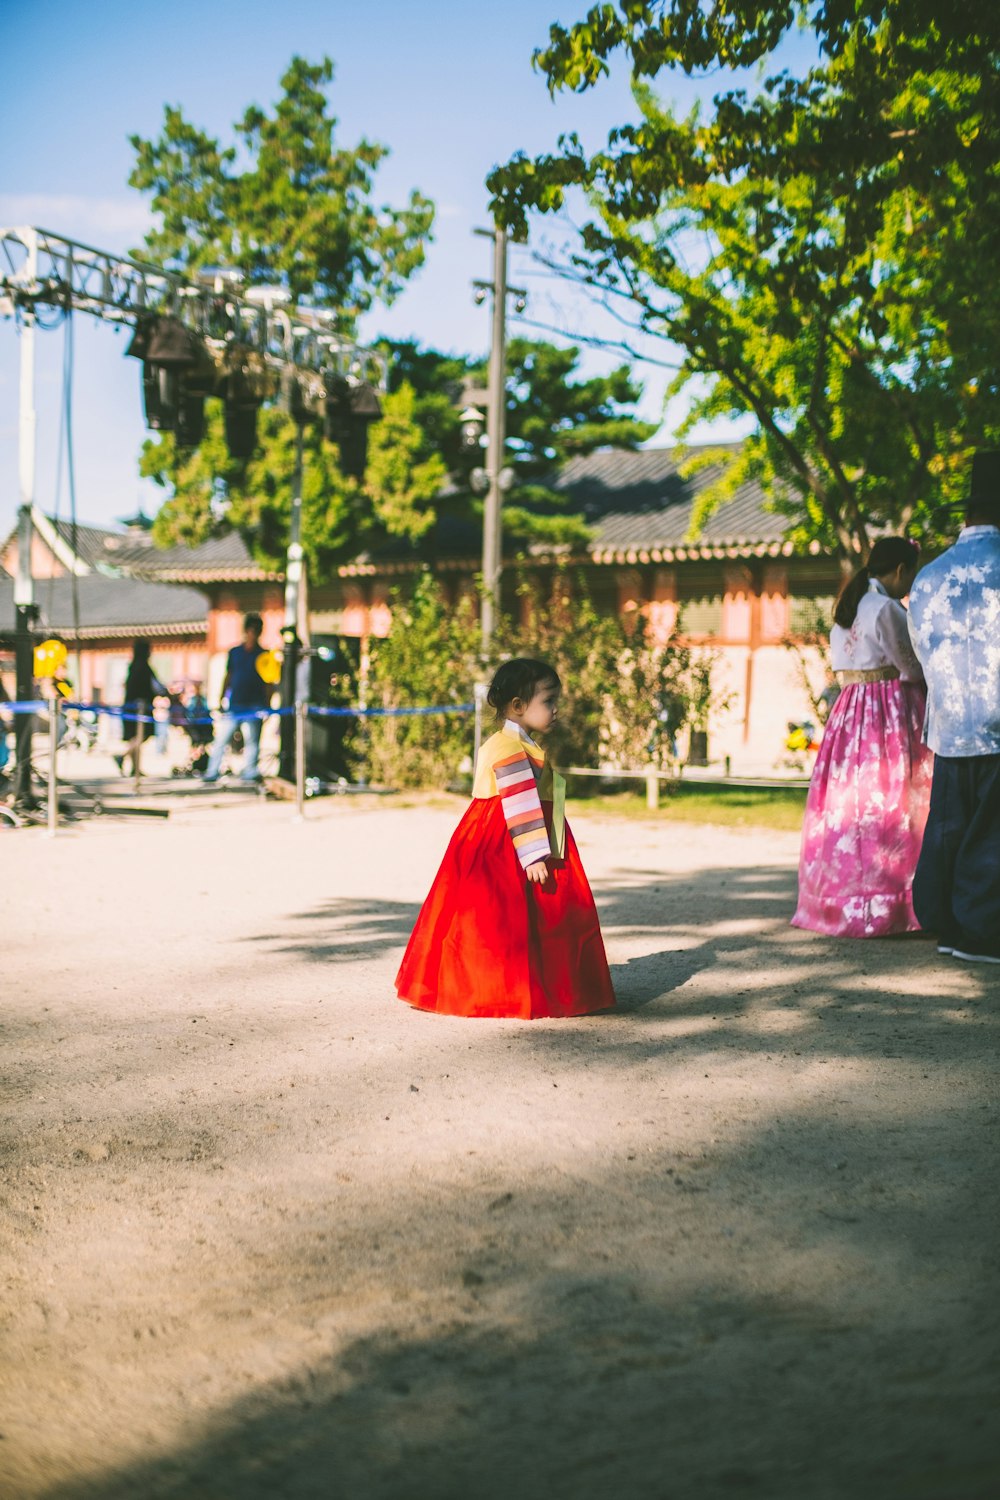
[0,0,787,536]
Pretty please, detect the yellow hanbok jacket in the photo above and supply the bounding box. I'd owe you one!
[472,720,566,867]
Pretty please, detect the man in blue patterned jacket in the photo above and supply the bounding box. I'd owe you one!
[908,451,1000,964]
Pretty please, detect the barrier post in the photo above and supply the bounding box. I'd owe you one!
[645,763,659,811]
[133,701,145,794]
[295,700,306,820]
[46,695,59,836]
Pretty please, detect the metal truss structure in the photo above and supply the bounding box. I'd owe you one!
[0,224,387,388]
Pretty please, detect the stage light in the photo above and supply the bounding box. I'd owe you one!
[126,315,215,446]
[340,382,382,481]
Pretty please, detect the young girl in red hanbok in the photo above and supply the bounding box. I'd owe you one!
[395,658,616,1019]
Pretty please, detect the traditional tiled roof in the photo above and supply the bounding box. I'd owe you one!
[14,442,804,588]
[0,576,209,639]
[46,518,275,582]
[338,443,802,576]
[555,443,790,558]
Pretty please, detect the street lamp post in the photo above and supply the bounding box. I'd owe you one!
[279,416,306,782]
[14,237,39,806]
[468,225,527,765]
[481,226,507,656]
[471,224,527,659]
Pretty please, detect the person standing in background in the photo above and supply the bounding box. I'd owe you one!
[908,451,1000,964]
[792,536,931,937]
[203,613,271,784]
[115,640,165,777]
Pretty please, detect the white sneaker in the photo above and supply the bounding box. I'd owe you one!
[952,947,1000,965]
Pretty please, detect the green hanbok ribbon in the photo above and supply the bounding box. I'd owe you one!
[550,770,566,860]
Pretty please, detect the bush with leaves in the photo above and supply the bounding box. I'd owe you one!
[365,568,728,788]
[365,573,482,789]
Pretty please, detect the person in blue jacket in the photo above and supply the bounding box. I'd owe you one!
[203,612,272,784]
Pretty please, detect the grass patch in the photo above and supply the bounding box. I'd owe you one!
[571,779,807,831]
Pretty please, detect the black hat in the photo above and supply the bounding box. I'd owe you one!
[970,450,1000,509]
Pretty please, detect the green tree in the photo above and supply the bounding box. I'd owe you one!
[145,384,445,571]
[145,404,363,578]
[129,55,433,321]
[364,384,449,542]
[131,56,436,572]
[489,2,1000,558]
[365,567,727,788]
[379,336,656,546]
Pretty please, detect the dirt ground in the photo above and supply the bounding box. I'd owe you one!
[1,791,998,1500]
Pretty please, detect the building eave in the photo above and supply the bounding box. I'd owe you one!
[334,537,817,577]
[30,507,92,576]
[124,566,281,584]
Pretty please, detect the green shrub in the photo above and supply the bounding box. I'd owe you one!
[364,568,730,789]
[365,572,481,788]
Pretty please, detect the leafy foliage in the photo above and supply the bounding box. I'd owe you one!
[365,573,482,789]
[489,2,1000,557]
[129,55,433,321]
[144,384,448,573]
[379,336,656,549]
[131,55,441,574]
[363,385,449,542]
[145,403,363,577]
[365,569,727,787]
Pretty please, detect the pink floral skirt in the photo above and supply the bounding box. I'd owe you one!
[792,679,933,937]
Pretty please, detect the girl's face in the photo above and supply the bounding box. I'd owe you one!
[509,680,560,736]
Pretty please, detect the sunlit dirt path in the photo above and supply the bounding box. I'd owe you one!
[2,796,998,1499]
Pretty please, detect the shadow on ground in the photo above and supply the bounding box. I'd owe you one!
[39,1090,1000,1500]
[10,859,1000,1500]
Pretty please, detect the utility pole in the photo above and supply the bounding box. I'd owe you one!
[481,226,508,655]
[14,238,38,807]
[278,416,306,783]
[472,224,526,658]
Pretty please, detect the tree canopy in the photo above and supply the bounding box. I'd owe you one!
[380,336,656,549]
[130,55,434,323]
[489,2,1000,557]
[129,55,654,574]
[146,338,655,568]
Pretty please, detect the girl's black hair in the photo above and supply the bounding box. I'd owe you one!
[487,657,561,718]
[833,536,920,630]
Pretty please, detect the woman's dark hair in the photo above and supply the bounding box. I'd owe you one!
[487,657,561,718]
[131,639,151,663]
[833,536,920,629]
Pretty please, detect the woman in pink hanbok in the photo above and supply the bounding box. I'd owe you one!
[792,536,933,937]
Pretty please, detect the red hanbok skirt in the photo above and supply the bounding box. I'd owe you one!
[395,797,616,1019]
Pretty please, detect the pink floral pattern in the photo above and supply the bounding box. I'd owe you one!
[792,680,933,937]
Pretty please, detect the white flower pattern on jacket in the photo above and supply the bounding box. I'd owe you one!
[907,526,1000,756]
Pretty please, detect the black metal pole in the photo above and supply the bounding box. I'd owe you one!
[13,602,37,808]
[13,506,37,808]
[279,419,305,782]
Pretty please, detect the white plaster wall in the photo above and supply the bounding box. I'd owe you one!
[698,642,828,776]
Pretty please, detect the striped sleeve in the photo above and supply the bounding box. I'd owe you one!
[494,748,551,869]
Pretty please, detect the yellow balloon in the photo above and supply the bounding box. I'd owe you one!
[33,638,68,678]
[256,649,281,685]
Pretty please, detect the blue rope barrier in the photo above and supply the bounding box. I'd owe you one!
[307,703,474,720]
[4,699,475,723]
[1,700,49,715]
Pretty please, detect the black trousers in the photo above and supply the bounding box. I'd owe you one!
[913,753,1000,947]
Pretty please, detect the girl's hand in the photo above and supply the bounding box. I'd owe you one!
[525,860,549,884]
